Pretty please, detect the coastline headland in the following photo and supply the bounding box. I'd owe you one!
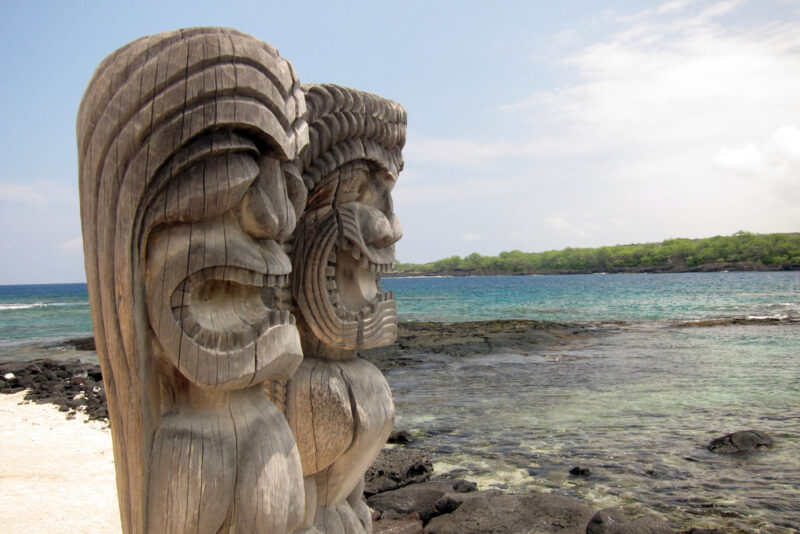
[386,261,800,278]
[390,231,800,278]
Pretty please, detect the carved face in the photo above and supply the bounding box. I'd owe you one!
[294,160,401,354]
[145,134,306,389]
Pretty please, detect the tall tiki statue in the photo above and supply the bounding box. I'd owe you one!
[77,28,310,533]
[286,84,406,534]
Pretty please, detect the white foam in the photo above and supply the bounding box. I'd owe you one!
[0,302,79,311]
[0,302,46,311]
[746,314,789,321]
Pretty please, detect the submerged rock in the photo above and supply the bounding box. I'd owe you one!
[569,466,591,477]
[707,430,773,453]
[389,430,416,444]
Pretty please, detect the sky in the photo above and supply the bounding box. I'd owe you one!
[1,0,799,284]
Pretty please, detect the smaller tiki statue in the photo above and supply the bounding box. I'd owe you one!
[77,28,310,533]
[286,84,406,533]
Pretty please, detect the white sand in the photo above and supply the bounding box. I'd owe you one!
[0,391,121,534]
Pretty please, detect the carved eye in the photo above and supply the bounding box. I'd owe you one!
[144,132,262,230]
[357,172,393,218]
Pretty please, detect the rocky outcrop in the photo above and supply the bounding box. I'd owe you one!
[365,448,435,495]
[587,508,672,534]
[0,359,107,420]
[368,479,477,523]
[423,491,595,534]
[373,515,424,534]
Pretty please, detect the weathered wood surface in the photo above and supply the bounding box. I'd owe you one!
[79,28,406,534]
[78,28,309,534]
[287,84,406,534]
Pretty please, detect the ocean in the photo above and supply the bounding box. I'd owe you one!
[1,272,798,532]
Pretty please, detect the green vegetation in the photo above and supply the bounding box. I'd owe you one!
[393,231,800,275]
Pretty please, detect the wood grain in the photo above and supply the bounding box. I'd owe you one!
[78,28,308,534]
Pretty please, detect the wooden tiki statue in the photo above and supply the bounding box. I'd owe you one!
[77,28,309,533]
[287,84,406,533]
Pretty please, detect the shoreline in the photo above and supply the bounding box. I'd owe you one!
[1,320,793,532]
[1,320,618,416]
[0,388,720,534]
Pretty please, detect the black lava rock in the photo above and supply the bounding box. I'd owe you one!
[0,359,108,421]
[569,466,591,476]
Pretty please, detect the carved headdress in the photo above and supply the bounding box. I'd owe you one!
[76,28,307,533]
[300,83,406,189]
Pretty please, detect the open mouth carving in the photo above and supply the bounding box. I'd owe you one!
[328,240,394,321]
[171,266,295,350]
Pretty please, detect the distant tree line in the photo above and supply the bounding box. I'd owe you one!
[392,231,800,275]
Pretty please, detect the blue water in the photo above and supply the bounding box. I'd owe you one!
[2,273,799,531]
[1,273,797,350]
[0,283,92,351]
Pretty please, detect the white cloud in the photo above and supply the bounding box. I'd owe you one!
[546,216,590,237]
[402,1,800,261]
[0,184,46,205]
[404,133,542,167]
[713,124,800,203]
[714,143,763,176]
[546,216,571,230]
[0,182,78,207]
[461,233,482,241]
[658,0,693,15]
[60,236,83,253]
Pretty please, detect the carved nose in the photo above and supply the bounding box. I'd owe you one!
[359,205,402,249]
[236,157,296,240]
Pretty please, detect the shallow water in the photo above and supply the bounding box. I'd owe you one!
[386,323,800,532]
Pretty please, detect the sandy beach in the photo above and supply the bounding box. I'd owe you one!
[0,391,120,534]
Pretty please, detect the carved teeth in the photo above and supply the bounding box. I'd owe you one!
[264,274,289,288]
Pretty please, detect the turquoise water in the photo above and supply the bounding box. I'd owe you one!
[1,273,799,531]
[382,271,800,323]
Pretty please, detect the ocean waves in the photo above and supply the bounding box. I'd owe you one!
[0,302,84,311]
